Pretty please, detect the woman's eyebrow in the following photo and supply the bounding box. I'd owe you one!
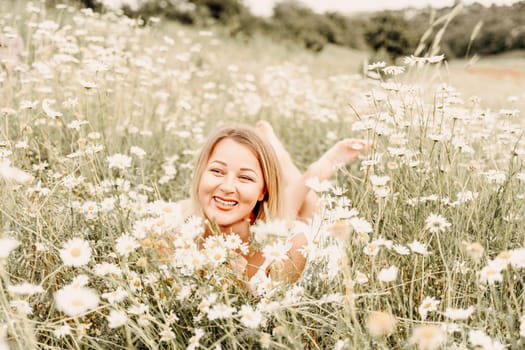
[209,160,226,166]
[240,168,258,175]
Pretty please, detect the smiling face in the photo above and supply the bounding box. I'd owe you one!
[197,138,266,233]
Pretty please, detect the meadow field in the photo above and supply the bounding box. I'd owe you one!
[1,2,525,349]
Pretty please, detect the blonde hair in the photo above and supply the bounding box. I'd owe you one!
[190,124,284,222]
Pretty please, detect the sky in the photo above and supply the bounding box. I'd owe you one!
[243,0,522,17]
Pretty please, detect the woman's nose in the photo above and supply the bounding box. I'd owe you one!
[219,174,235,193]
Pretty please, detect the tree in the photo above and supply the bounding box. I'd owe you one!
[364,12,414,61]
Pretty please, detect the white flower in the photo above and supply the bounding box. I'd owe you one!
[305,177,332,192]
[0,237,20,258]
[101,287,128,304]
[10,299,33,315]
[425,213,451,234]
[251,219,289,244]
[349,217,373,234]
[418,296,440,320]
[238,305,263,329]
[262,241,291,264]
[115,234,139,257]
[107,153,132,170]
[510,248,525,268]
[130,146,146,159]
[478,261,505,285]
[520,314,525,337]
[53,324,72,339]
[59,238,92,267]
[468,329,504,350]
[160,328,176,342]
[408,240,429,255]
[444,306,475,320]
[0,161,34,185]
[378,266,398,282]
[54,285,100,317]
[409,324,446,350]
[7,282,44,295]
[207,303,236,320]
[393,244,410,255]
[355,270,369,284]
[187,328,205,350]
[107,309,128,328]
[93,262,122,276]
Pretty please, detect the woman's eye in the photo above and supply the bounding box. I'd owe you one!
[210,168,223,174]
[240,175,254,182]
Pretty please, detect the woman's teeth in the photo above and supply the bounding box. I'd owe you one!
[214,197,238,207]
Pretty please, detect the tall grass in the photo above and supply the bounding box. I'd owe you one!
[0,1,524,349]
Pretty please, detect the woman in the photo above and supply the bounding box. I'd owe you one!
[178,121,366,284]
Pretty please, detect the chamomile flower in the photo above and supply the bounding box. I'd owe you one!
[366,311,397,337]
[54,285,100,317]
[425,213,451,234]
[106,309,127,328]
[238,305,263,329]
[418,296,440,320]
[59,238,92,267]
[409,324,446,350]
[115,234,139,257]
[444,306,475,320]
[378,265,398,282]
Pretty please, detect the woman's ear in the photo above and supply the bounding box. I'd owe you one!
[258,189,266,202]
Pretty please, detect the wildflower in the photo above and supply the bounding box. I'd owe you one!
[262,241,291,264]
[510,248,525,268]
[366,311,397,337]
[238,305,263,329]
[7,282,44,295]
[425,213,451,234]
[418,296,440,320]
[160,328,175,342]
[53,324,72,339]
[54,285,100,317]
[463,241,484,262]
[0,161,34,185]
[107,309,127,328]
[328,220,351,241]
[207,303,236,320]
[349,217,373,235]
[378,265,398,282]
[115,234,139,257]
[367,61,386,70]
[93,262,122,276]
[444,306,475,320]
[0,237,20,259]
[382,65,405,75]
[71,275,89,287]
[187,328,205,350]
[251,219,290,244]
[101,287,128,304]
[127,303,149,315]
[468,329,504,350]
[520,315,525,337]
[355,270,369,284]
[408,241,429,255]
[107,153,132,170]
[393,244,410,255]
[305,177,332,192]
[478,261,505,285]
[409,324,446,350]
[10,300,33,315]
[59,238,92,267]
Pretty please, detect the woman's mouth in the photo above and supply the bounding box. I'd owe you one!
[213,196,238,208]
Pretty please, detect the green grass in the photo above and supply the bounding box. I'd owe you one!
[1,2,525,350]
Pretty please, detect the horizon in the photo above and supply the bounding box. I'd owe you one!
[244,0,523,17]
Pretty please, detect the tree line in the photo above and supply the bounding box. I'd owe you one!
[62,0,525,61]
